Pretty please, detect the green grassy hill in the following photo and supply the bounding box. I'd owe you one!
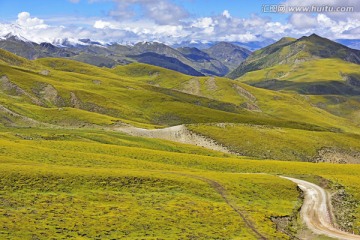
[188,123,360,162]
[237,58,360,94]
[227,35,360,125]
[235,58,360,120]
[1,49,359,158]
[1,48,360,238]
[228,34,360,79]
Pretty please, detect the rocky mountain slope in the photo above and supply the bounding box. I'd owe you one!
[204,42,251,71]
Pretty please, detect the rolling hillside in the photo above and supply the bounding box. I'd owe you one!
[0,48,359,160]
[226,34,360,124]
[1,125,360,239]
[1,48,360,238]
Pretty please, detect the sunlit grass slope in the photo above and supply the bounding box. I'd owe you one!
[112,63,359,132]
[238,58,360,84]
[0,51,354,132]
[0,50,359,162]
[0,58,290,128]
[188,123,360,161]
[1,127,360,238]
[236,58,360,123]
[1,49,360,238]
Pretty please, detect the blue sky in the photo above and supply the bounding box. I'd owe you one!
[0,0,359,44]
[0,0,284,21]
[0,0,113,20]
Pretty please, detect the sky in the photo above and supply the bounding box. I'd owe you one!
[0,0,359,44]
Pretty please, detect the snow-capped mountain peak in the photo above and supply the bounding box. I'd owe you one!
[3,33,31,42]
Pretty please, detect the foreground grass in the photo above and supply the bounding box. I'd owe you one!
[1,127,360,239]
[188,123,360,161]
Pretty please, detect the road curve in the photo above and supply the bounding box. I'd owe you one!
[281,176,360,240]
[114,124,236,154]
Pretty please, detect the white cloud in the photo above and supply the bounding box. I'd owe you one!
[191,17,215,28]
[222,10,231,19]
[144,0,188,25]
[289,14,317,29]
[94,20,116,29]
[68,0,81,3]
[0,7,359,46]
[243,15,269,28]
[343,27,360,36]
[282,0,360,32]
[316,14,335,28]
[16,12,47,29]
[106,0,188,25]
[219,33,257,42]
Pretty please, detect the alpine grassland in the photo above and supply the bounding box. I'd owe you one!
[187,123,360,161]
[2,129,360,239]
[1,49,360,239]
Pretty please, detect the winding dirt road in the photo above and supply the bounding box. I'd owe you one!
[115,124,360,239]
[282,176,360,240]
[115,124,236,154]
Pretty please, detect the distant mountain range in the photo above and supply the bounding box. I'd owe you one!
[0,33,251,76]
[1,32,359,80]
[171,39,276,51]
[0,34,75,59]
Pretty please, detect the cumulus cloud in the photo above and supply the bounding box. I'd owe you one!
[191,17,215,29]
[222,10,231,19]
[106,0,188,25]
[344,27,360,35]
[281,0,360,39]
[144,0,188,25]
[218,33,257,42]
[94,20,116,29]
[0,6,359,46]
[289,14,317,29]
[16,12,47,29]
